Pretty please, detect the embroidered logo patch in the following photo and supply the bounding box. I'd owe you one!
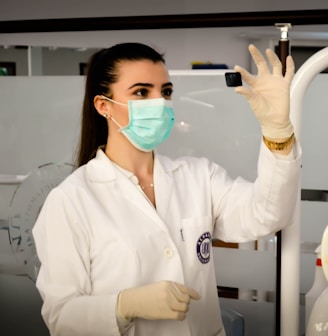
[196,231,211,264]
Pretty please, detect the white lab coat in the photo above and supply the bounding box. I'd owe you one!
[33,142,301,336]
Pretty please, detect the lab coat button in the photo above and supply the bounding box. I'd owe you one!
[164,248,174,258]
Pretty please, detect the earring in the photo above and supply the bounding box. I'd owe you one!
[103,113,108,119]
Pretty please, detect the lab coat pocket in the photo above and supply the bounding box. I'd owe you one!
[180,216,213,272]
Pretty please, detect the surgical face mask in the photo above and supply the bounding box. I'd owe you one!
[101,95,175,152]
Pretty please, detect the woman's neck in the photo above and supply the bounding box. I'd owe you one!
[104,138,154,177]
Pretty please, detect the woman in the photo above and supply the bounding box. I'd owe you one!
[33,42,301,336]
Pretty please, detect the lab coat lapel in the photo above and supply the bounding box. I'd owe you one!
[87,149,168,229]
[153,154,177,222]
[120,177,163,226]
[120,154,179,228]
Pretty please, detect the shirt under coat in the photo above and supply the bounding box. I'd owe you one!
[33,141,301,336]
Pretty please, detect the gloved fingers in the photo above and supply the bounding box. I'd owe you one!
[117,281,198,322]
[167,282,200,313]
[170,283,191,305]
[248,44,270,75]
[265,48,283,77]
[175,312,187,321]
[168,284,190,315]
[187,287,201,300]
[284,55,295,84]
[170,296,190,313]
[233,85,254,99]
[165,310,187,321]
[170,302,189,319]
[234,65,256,88]
[173,282,201,300]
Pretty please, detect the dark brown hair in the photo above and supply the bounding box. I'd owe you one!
[75,42,165,167]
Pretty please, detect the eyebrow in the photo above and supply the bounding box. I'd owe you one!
[128,82,173,89]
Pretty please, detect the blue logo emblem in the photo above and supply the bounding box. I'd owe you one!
[196,231,211,264]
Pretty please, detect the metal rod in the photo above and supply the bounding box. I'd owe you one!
[274,23,291,336]
[275,23,292,75]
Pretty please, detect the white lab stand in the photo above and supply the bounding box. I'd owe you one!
[281,47,328,336]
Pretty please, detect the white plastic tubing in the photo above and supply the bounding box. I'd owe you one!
[281,47,328,336]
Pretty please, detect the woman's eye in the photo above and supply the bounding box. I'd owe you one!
[163,88,173,98]
[135,88,148,97]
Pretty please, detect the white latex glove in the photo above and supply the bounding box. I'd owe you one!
[234,44,295,139]
[116,280,200,321]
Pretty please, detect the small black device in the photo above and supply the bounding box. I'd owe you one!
[225,72,242,87]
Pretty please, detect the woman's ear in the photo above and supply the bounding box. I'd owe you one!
[94,95,110,118]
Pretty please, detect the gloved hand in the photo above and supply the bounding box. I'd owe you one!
[234,44,295,139]
[116,280,200,321]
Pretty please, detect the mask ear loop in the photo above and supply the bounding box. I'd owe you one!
[101,95,127,106]
[102,112,123,131]
[100,95,126,129]
[109,115,123,129]
[100,97,118,124]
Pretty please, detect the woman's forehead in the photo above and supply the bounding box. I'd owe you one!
[115,59,170,84]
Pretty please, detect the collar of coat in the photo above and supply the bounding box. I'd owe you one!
[86,148,184,183]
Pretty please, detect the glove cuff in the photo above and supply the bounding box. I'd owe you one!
[261,121,294,139]
[116,291,134,321]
